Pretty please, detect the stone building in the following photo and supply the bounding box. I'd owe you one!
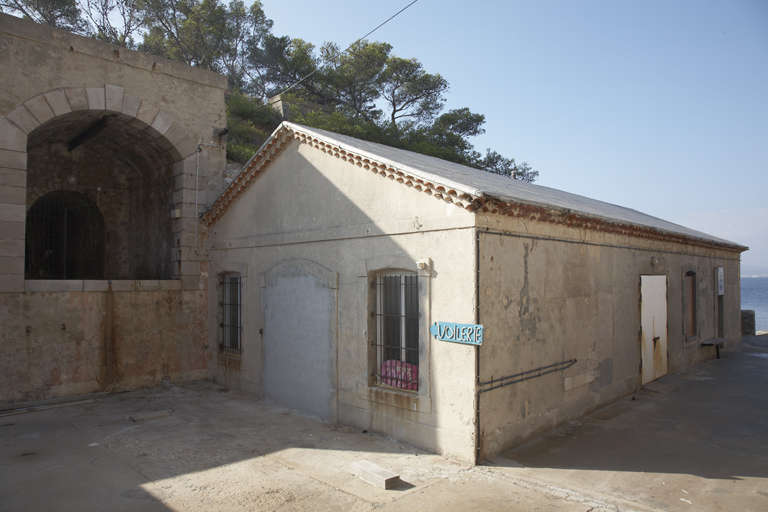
[0,14,227,401]
[202,122,746,462]
[0,13,747,464]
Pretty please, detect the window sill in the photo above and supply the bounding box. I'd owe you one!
[216,352,242,370]
[358,384,431,414]
[24,279,182,292]
[218,345,242,358]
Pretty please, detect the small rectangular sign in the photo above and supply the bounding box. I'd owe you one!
[430,321,484,346]
[717,267,724,296]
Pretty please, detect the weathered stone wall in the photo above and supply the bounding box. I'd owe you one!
[0,12,228,292]
[0,283,207,403]
[0,14,227,403]
[476,213,743,459]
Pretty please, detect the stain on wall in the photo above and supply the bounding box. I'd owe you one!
[0,288,207,403]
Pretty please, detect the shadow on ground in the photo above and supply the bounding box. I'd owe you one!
[2,337,767,512]
[0,381,468,511]
[491,336,768,511]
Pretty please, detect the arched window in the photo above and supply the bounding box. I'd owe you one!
[25,191,105,279]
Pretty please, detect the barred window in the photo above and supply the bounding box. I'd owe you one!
[221,273,242,356]
[374,273,419,391]
[25,190,105,279]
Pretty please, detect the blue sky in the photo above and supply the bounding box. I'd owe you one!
[261,0,767,271]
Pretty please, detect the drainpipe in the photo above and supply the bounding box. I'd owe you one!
[105,280,116,387]
[474,228,482,464]
[194,143,221,256]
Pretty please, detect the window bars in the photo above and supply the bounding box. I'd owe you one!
[221,274,242,356]
[374,274,419,390]
[25,191,105,279]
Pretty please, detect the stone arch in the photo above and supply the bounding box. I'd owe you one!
[3,85,196,164]
[0,84,199,283]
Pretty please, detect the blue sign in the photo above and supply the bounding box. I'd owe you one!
[430,321,484,346]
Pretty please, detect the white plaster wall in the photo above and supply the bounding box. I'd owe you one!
[207,139,480,462]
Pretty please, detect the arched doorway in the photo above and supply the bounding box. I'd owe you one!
[24,109,178,280]
[25,190,105,279]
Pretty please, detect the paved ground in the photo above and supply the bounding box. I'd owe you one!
[496,335,768,512]
[1,336,766,511]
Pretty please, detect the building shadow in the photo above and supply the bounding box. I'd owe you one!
[0,381,456,511]
[491,340,768,483]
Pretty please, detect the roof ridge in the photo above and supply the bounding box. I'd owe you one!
[201,122,483,227]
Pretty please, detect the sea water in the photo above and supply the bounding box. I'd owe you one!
[742,277,768,332]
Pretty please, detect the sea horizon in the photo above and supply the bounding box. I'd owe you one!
[741,276,768,332]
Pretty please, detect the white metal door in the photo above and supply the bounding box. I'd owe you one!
[641,275,668,384]
[263,269,333,420]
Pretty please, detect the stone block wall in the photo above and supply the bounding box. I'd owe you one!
[0,14,228,403]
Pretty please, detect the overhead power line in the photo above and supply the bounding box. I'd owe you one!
[278,0,420,96]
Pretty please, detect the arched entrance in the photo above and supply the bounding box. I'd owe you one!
[24,108,179,279]
[0,84,204,282]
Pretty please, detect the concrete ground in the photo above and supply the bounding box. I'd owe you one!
[1,337,767,512]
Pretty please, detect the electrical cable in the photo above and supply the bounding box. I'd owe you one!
[278,0,420,95]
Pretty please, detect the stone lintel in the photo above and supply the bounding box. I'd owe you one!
[6,106,39,134]
[0,202,25,223]
[0,168,26,187]
[85,87,106,111]
[0,185,25,205]
[65,87,89,111]
[0,220,24,240]
[105,84,125,113]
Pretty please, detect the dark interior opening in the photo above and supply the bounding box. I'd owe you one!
[25,112,175,280]
[25,190,105,279]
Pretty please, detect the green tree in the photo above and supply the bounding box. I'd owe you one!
[220,0,272,94]
[81,0,147,47]
[377,56,448,131]
[138,0,230,69]
[249,35,319,98]
[224,91,279,163]
[479,149,538,183]
[317,40,390,122]
[0,0,87,31]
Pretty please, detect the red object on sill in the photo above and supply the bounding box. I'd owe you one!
[381,360,418,390]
